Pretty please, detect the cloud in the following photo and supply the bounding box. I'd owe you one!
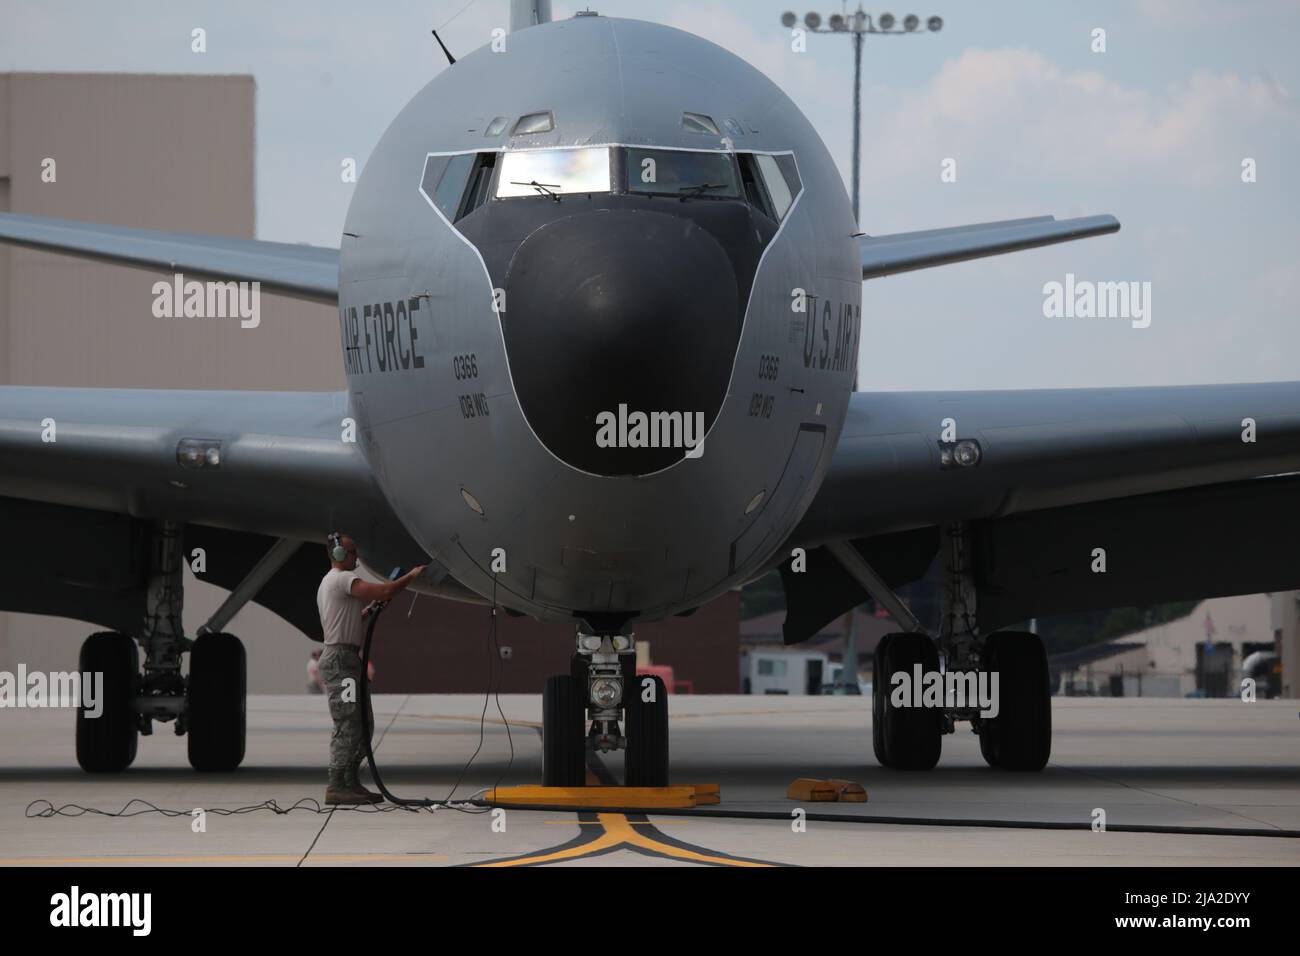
[864,47,1297,187]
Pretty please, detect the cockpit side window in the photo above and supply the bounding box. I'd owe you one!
[755,154,794,220]
[736,153,776,221]
[460,152,498,218]
[432,153,476,221]
[421,151,499,222]
[773,154,802,199]
[735,152,801,222]
[624,148,741,199]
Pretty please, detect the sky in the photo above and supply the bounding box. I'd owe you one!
[1,0,1297,390]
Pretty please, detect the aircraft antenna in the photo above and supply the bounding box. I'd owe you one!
[431,29,457,66]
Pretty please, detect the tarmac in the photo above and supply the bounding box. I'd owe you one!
[1,695,1297,866]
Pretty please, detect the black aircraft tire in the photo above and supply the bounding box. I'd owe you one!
[874,632,942,771]
[187,633,247,772]
[871,634,896,767]
[624,674,669,787]
[980,631,1051,771]
[542,674,587,787]
[76,632,139,773]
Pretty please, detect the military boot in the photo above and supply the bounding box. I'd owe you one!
[324,767,374,805]
[345,761,384,803]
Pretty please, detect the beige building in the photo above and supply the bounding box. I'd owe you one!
[0,73,341,691]
[1059,593,1292,698]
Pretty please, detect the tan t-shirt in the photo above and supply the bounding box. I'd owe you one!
[317,568,365,647]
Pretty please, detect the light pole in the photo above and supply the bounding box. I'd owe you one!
[780,7,943,228]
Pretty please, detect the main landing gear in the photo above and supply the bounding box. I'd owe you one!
[75,521,289,773]
[541,631,669,787]
[834,524,1052,772]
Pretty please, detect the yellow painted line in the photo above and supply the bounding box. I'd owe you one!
[478,817,629,866]
[600,813,771,867]
[479,813,773,867]
[0,853,448,865]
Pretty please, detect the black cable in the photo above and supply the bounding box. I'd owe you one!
[358,574,510,811]
[444,576,515,802]
[427,581,496,806]
[469,802,1300,839]
[296,807,335,867]
[434,0,478,32]
[486,577,516,796]
[25,797,406,818]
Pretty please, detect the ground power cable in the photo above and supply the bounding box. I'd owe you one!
[357,571,510,812]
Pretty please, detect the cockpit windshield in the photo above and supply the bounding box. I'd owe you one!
[496,147,612,198]
[624,148,741,199]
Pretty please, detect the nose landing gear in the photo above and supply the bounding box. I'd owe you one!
[540,631,669,787]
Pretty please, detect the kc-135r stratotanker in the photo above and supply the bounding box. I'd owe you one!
[2,10,1298,782]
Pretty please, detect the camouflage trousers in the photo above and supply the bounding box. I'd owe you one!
[320,643,373,775]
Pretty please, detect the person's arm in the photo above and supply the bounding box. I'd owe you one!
[348,565,426,603]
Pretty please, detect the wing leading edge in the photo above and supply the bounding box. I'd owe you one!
[799,381,1300,543]
[0,386,377,541]
[860,214,1120,279]
[0,212,338,304]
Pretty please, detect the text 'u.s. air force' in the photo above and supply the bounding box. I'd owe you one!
[339,299,427,375]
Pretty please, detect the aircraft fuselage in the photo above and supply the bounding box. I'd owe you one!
[338,16,860,631]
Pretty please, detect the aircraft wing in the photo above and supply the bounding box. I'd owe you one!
[799,382,1300,543]
[0,385,467,639]
[0,212,338,303]
[0,386,393,542]
[860,215,1120,279]
[781,382,1300,643]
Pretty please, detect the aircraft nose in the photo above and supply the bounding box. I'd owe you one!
[501,208,741,477]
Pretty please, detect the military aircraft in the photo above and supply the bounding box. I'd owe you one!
[1,6,1297,783]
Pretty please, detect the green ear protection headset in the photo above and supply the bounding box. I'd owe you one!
[329,531,348,563]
